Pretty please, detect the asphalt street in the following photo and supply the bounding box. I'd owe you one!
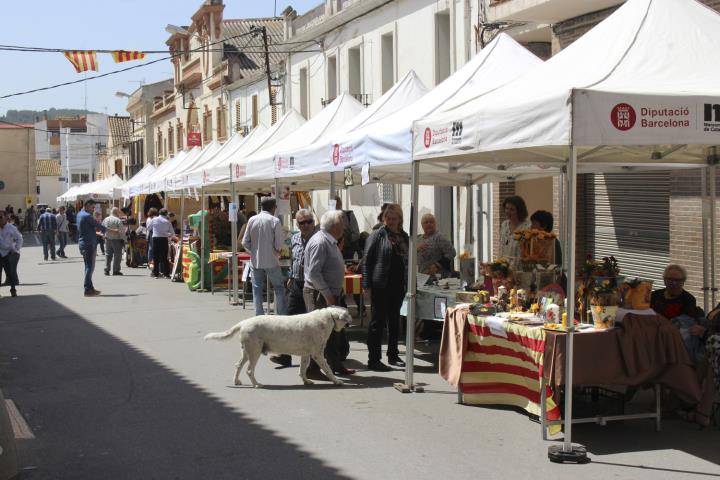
[0,235,718,479]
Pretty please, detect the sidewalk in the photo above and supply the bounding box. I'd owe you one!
[0,238,718,479]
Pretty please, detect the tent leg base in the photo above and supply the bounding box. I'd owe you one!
[393,383,424,393]
[547,445,590,464]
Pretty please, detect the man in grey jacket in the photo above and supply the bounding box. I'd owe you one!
[55,206,69,258]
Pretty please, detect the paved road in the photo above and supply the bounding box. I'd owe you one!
[0,237,718,479]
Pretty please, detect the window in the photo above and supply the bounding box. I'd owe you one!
[176,121,183,150]
[435,12,451,83]
[235,100,242,131]
[327,55,337,101]
[168,123,174,155]
[202,106,212,143]
[71,173,90,183]
[252,95,258,128]
[381,32,394,94]
[217,99,227,140]
[157,128,163,159]
[348,47,361,96]
[299,67,308,119]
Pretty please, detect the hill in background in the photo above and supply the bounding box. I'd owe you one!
[0,108,98,123]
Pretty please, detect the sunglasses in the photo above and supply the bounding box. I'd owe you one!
[664,277,685,283]
[298,219,314,226]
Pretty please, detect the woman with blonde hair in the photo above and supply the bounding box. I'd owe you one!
[362,203,409,371]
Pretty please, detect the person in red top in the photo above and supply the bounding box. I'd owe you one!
[651,264,698,321]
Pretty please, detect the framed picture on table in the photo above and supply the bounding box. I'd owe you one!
[434,296,448,320]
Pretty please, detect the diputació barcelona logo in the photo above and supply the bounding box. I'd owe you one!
[610,103,636,131]
[423,128,432,148]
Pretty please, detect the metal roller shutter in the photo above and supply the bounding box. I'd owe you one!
[589,172,670,286]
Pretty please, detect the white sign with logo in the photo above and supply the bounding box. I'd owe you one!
[573,91,720,146]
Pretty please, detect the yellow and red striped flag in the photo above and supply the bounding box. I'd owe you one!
[63,50,98,73]
[112,50,146,63]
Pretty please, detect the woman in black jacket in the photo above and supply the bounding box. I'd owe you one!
[362,203,409,371]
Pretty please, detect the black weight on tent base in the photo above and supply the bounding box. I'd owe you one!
[547,444,590,464]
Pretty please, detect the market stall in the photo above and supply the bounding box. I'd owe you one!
[409,0,720,460]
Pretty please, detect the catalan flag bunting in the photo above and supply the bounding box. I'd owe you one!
[63,50,98,73]
[112,50,146,63]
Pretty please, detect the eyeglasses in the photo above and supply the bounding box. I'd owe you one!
[298,219,314,226]
[664,277,685,283]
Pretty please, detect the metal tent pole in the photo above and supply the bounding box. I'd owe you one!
[231,165,239,305]
[396,159,421,393]
[702,168,710,313]
[710,159,717,306]
[200,186,206,292]
[179,192,186,281]
[548,145,587,463]
[329,172,336,201]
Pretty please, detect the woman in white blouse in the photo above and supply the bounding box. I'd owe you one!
[499,195,530,269]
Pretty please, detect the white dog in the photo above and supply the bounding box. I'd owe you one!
[204,306,351,387]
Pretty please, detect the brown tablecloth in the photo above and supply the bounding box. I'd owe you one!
[543,314,702,406]
[439,306,469,386]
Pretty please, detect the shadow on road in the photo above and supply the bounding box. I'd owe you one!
[0,295,353,479]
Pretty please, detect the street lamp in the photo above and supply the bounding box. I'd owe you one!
[165,24,190,36]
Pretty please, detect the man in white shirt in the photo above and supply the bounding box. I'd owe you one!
[0,210,23,297]
[55,206,69,258]
[148,208,176,279]
[102,207,126,276]
[242,197,287,315]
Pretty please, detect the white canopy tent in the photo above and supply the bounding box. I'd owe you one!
[59,174,125,202]
[115,163,156,199]
[285,33,544,186]
[173,125,267,190]
[265,70,429,181]
[139,148,198,195]
[404,0,720,460]
[162,141,223,192]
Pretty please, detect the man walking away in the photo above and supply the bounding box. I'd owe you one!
[37,207,57,261]
[102,207,126,276]
[149,208,175,279]
[241,197,287,316]
[56,206,69,258]
[270,209,317,367]
[0,211,22,297]
[77,199,105,297]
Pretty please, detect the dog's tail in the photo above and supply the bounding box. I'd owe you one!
[204,322,244,341]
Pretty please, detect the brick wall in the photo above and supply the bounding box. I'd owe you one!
[492,181,516,256]
[669,169,720,307]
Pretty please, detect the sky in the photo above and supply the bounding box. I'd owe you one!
[0,0,321,117]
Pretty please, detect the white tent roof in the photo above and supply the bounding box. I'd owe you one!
[163,141,223,191]
[140,148,199,194]
[174,126,268,189]
[65,174,125,201]
[414,0,720,171]
[244,93,366,182]
[267,70,429,180]
[346,34,540,176]
[57,185,81,202]
[116,163,156,199]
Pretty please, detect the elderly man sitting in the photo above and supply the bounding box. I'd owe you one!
[303,209,354,377]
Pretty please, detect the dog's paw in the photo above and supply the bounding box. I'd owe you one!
[333,379,344,386]
[233,379,243,386]
[303,379,314,385]
[253,383,264,388]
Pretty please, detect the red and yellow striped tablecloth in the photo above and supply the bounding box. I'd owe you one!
[460,315,561,428]
[344,274,362,295]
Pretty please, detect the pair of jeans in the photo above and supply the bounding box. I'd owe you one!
[147,232,154,263]
[97,236,105,255]
[151,237,170,277]
[367,286,405,363]
[250,265,287,315]
[41,231,56,259]
[79,242,96,292]
[105,239,124,274]
[56,231,68,256]
[0,251,20,293]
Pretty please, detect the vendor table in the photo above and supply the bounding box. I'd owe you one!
[440,306,703,438]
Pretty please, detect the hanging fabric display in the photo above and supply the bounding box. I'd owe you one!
[63,50,98,73]
[111,50,146,63]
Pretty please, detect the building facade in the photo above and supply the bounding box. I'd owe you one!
[34,114,109,194]
[35,159,62,207]
[0,124,35,212]
[124,79,174,174]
